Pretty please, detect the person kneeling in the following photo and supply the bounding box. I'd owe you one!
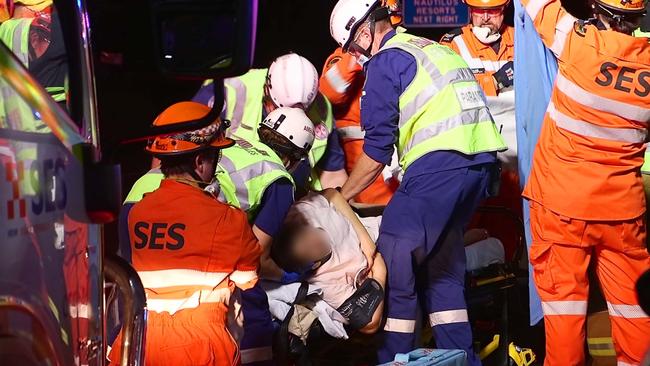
[272,188,386,334]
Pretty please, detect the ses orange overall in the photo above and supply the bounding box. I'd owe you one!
[110,180,261,366]
[439,24,514,97]
[110,102,260,366]
[521,0,650,365]
[320,48,397,204]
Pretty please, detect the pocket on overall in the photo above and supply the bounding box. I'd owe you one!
[529,242,558,296]
[159,339,217,366]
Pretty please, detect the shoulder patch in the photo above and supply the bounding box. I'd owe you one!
[326,56,342,69]
[574,20,588,37]
[440,27,463,43]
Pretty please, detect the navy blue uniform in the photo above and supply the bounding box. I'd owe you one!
[362,30,495,365]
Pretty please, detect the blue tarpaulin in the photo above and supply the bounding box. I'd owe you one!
[514,0,559,326]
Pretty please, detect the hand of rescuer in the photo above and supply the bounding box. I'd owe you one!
[340,152,385,202]
[253,225,295,282]
[493,61,514,91]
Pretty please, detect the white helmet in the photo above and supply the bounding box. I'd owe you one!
[266,54,318,109]
[330,0,381,51]
[260,107,315,159]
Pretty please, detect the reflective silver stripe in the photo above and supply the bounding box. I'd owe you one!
[241,347,274,364]
[617,362,636,366]
[607,302,647,319]
[338,125,365,140]
[138,269,229,289]
[428,309,469,326]
[225,78,247,134]
[550,13,577,57]
[69,304,91,319]
[219,155,249,209]
[541,300,587,316]
[525,0,553,21]
[230,270,257,286]
[325,66,350,94]
[399,70,476,128]
[146,287,232,314]
[452,37,505,72]
[220,155,286,211]
[382,41,476,128]
[12,21,28,65]
[402,107,493,156]
[556,73,650,123]
[452,37,484,71]
[548,103,647,144]
[384,318,416,333]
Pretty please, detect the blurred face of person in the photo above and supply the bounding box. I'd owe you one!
[291,227,331,269]
[470,6,505,34]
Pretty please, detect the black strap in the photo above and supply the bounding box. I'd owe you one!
[273,281,310,366]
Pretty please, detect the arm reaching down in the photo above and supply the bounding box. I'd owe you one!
[322,188,378,268]
[340,152,385,201]
[252,225,285,282]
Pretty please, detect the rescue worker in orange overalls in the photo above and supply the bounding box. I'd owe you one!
[440,0,515,98]
[440,0,521,259]
[319,0,402,205]
[519,0,650,364]
[109,102,261,366]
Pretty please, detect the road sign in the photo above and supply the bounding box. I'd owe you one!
[403,0,469,28]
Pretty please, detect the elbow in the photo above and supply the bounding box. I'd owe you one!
[358,302,384,335]
[359,315,382,334]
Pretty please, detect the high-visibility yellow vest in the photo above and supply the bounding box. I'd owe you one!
[124,141,293,222]
[209,69,335,170]
[634,28,649,37]
[221,68,267,141]
[123,168,164,204]
[0,18,30,65]
[378,33,507,170]
[216,139,294,221]
[0,18,49,195]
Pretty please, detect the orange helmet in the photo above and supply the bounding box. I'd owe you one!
[594,0,647,13]
[382,0,403,26]
[0,0,14,22]
[464,0,510,8]
[146,101,234,156]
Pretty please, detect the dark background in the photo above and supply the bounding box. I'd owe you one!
[89,0,594,252]
[88,0,643,357]
[88,0,592,190]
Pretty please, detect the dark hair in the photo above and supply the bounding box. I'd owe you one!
[258,126,305,164]
[593,2,645,34]
[271,222,310,272]
[159,149,217,177]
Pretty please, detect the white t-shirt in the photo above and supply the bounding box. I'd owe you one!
[285,193,367,308]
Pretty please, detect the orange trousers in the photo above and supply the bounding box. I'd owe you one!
[341,138,397,205]
[529,202,650,366]
[109,303,239,366]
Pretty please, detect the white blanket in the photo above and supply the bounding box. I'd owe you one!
[261,281,348,339]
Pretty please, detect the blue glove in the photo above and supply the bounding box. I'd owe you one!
[280,271,301,284]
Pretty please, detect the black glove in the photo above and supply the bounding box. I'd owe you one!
[493,61,514,90]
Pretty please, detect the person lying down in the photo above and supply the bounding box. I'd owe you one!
[271,188,387,334]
